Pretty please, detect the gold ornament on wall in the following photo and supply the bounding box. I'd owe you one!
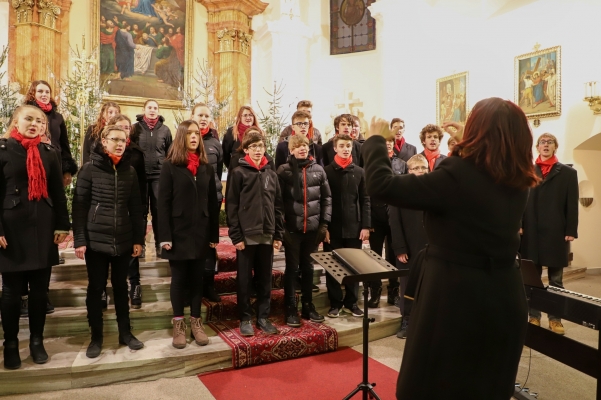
[12,0,35,24]
[37,0,61,30]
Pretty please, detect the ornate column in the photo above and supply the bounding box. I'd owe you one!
[197,0,268,125]
[8,0,71,94]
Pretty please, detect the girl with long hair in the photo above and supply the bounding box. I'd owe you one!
[158,120,219,349]
[82,102,121,164]
[221,106,261,169]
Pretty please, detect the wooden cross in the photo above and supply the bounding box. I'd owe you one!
[533,42,541,52]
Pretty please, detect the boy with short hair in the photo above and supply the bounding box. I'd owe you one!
[390,118,417,162]
[350,115,365,142]
[322,114,363,167]
[227,130,285,336]
[275,110,323,169]
[323,134,371,318]
[277,134,332,327]
[419,124,446,171]
[388,153,429,338]
[279,100,323,145]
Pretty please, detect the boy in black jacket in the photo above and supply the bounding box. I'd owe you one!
[275,110,323,169]
[323,134,371,318]
[277,135,332,327]
[227,130,285,336]
[322,114,362,167]
[388,154,429,339]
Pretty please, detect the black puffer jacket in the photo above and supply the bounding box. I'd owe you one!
[131,114,172,176]
[226,157,285,245]
[203,129,224,204]
[72,145,145,256]
[277,157,331,233]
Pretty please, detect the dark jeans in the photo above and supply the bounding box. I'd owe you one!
[368,216,398,290]
[85,249,131,332]
[324,238,361,309]
[128,256,140,286]
[170,259,204,318]
[283,231,318,307]
[146,177,160,249]
[1,268,49,342]
[21,265,53,296]
[529,266,564,321]
[204,247,218,274]
[237,244,273,321]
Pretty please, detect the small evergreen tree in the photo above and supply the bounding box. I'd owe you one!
[0,46,20,135]
[257,81,289,156]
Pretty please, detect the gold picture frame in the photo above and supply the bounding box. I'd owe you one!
[92,0,193,108]
[436,71,469,126]
[514,46,561,119]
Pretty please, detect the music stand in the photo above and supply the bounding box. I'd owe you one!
[312,249,407,400]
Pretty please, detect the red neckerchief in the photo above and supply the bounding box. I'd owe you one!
[244,154,268,170]
[423,148,441,171]
[200,126,210,137]
[10,128,48,201]
[334,154,353,169]
[106,149,122,166]
[143,116,159,130]
[535,155,558,179]
[237,122,250,142]
[36,100,52,113]
[126,137,131,147]
[187,151,200,175]
[394,137,405,153]
[388,151,394,159]
[307,121,315,141]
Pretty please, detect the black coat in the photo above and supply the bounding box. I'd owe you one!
[276,157,332,233]
[82,125,96,165]
[27,101,78,176]
[158,160,219,260]
[131,114,173,176]
[324,162,371,239]
[322,138,362,167]
[0,138,70,272]
[224,151,276,212]
[388,206,428,270]
[394,141,418,162]
[203,129,224,205]
[275,140,323,170]
[420,151,447,171]
[521,162,579,269]
[221,126,241,169]
[226,157,285,245]
[371,156,407,221]
[362,136,529,399]
[72,146,145,256]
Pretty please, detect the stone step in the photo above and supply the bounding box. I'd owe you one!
[0,304,401,396]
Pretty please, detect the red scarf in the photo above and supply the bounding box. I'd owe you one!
[423,148,441,171]
[388,151,394,159]
[106,150,122,166]
[244,154,268,170]
[237,122,250,142]
[535,155,558,179]
[394,137,405,153]
[144,116,159,130]
[200,126,210,137]
[36,100,52,113]
[126,137,131,147]
[334,155,353,169]
[307,121,315,141]
[10,128,48,201]
[187,152,200,175]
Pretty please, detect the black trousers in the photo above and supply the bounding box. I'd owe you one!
[146,177,160,248]
[324,238,361,309]
[85,249,131,332]
[368,215,398,290]
[21,266,53,296]
[1,268,48,342]
[128,256,140,286]
[170,259,204,318]
[237,244,273,321]
[204,205,221,274]
[283,230,317,307]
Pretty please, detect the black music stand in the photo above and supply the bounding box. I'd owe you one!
[312,249,406,400]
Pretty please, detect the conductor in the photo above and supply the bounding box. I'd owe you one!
[361,97,540,399]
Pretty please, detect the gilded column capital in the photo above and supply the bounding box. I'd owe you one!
[197,0,268,17]
[11,0,34,23]
[37,0,61,30]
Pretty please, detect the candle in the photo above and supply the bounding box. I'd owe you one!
[82,34,85,50]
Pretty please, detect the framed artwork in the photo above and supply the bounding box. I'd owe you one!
[436,72,469,126]
[330,0,376,55]
[515,46,561,119]
[92,0,193,108]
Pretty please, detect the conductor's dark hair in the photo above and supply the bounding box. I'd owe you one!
[453,97,540,190]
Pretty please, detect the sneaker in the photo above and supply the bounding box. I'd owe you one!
[312,284,319,293]
[528,317,541,326]
[256,318,278,334]
[342,304,364,317]
[240,320,254,336]
[286,308,301,328]
[171,318,187,349]
[549,320,565,335]
[101,290,108,310]
[20,296,28,318]
[130,284,142,309]
[327,307,340,318]
[301,302,324,323]
[46,300,55,314]
[397,316,409,339]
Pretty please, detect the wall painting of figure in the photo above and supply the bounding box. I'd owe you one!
[436,72,469,127]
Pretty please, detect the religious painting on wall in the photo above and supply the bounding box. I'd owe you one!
[515,46,561,119]
[92,0,193,107]
[436,72,469,126]
[330,0,376,55]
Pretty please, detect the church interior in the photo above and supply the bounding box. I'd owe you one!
[0,0,601,399]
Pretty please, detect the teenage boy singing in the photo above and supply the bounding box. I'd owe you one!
[275,110,323,169]
[277,134,331,327]
[323,134,371,318]
[419,124,446,171]
[322,114,362,167]
[227,130,285,336]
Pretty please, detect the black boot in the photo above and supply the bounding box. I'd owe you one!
[368,286,382,308]
[3,341,21,370]
[387,285,399,306]
[119,330,144,350]
[397,316,409,339]
[203,273,221,303]
[29,335,48,364]
[301,302,325,323]
[86,326,103,359]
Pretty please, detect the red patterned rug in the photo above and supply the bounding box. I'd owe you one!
[209,316,338,368]
[213,270,284,295]
[204,288,293,322]
[216,242,237,272]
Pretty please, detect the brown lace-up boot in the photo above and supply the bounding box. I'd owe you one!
[190,317,209,346]
[171,318,187,349]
